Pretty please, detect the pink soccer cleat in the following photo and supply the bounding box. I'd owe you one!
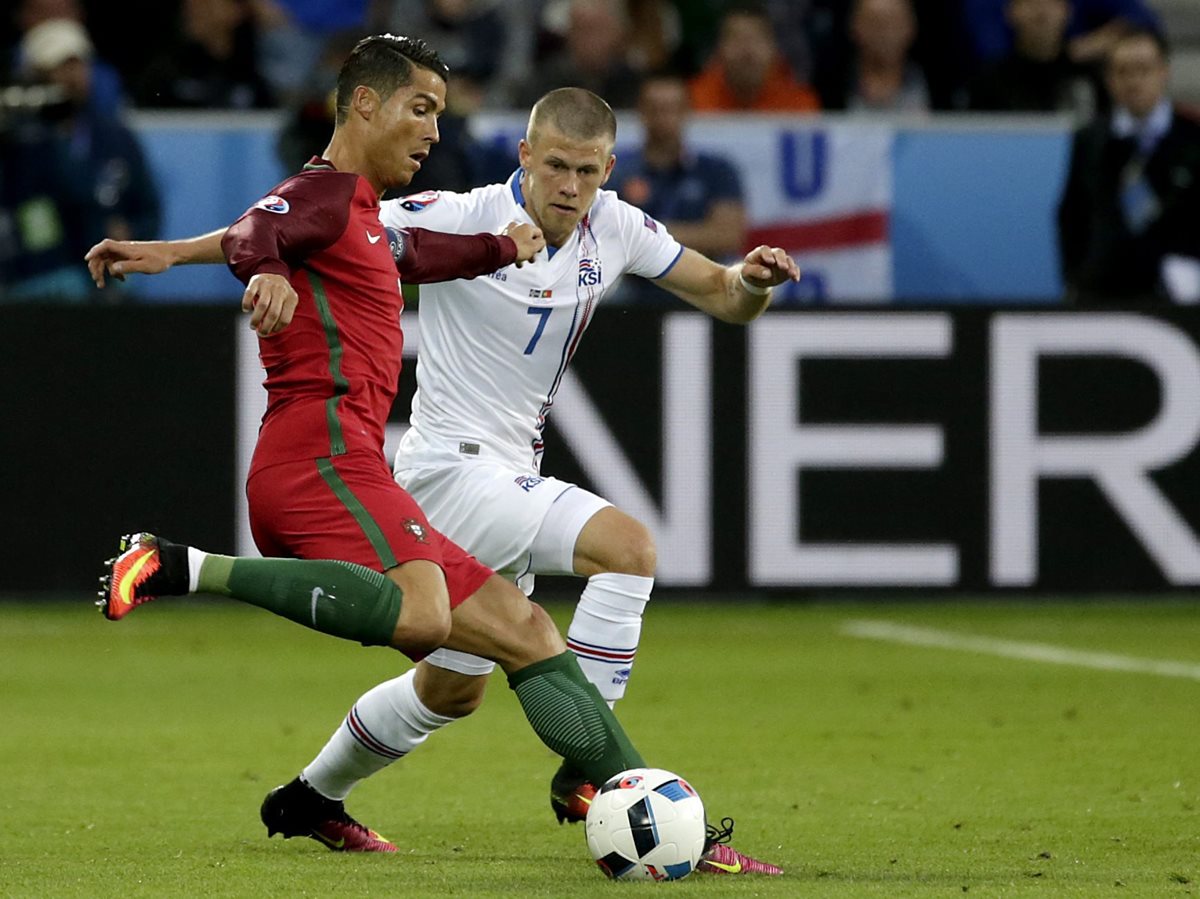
[261,777,398,852]
[695,817,784,875]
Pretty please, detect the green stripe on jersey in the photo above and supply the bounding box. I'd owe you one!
[316,457,399,571]
[307,270,349,456]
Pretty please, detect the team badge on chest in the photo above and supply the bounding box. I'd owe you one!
[578,257,602,287]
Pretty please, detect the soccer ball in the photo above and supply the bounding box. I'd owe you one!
[584,767,707,881]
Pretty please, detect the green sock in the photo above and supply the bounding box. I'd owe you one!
[508,651,645,787]
[197,555,402,646]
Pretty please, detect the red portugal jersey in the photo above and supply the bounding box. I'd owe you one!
[222,158,516,476]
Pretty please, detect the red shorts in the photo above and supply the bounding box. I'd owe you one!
[246,451,492,609]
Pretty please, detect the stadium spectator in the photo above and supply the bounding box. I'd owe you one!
[624,0,681,73]
[0,17,159,301]
[382,0,508,110]
[665,0,809,80]
[807,0,970,110]
[814,0,931,113]
[132,0,274,109]
[688,1,820,112]
[968,0,1103,118]
[1058,28,1200,303]
[512,0,642,109]
[254,0,380,105]
[611,71,746,302]
[964,0,1161,67]
[4,0,124,115]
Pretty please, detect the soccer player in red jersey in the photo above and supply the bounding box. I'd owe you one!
[94,34,653,856]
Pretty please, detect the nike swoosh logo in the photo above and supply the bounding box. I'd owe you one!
[311,586,324,626]
[312,831,345,849]
[119,550,156,605]
[366,230,382,244]
[704,859,742,874]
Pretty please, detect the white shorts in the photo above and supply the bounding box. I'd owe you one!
[396,460,612,677]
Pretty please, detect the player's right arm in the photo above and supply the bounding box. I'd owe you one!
[85,229,227,288]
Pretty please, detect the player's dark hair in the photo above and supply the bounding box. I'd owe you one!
[334,34,449,125]
[1108,26,1171,65]
[528,87,617,146]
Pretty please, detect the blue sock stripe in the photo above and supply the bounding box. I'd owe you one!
[345,707,406,760]
[567,638,637,664]
[567,635,638,653]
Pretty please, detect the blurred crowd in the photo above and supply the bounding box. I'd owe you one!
[5,0,1186,117]
[1,0,1198,303]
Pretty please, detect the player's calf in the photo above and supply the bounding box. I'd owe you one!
[96,533,409,649]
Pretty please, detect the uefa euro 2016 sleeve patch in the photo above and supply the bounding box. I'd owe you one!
[398,190,440,213]
[253,195,290,214]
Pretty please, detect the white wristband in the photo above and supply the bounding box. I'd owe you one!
[738,272,771,296]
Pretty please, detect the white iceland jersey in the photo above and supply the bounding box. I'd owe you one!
[380,170,683,473]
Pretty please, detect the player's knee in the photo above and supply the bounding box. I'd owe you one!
[607,521,656,578]
[394,608,452,657]
[523,601,565,657]
[493,600,564,670]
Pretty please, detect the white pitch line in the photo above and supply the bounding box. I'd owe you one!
[841,619,1200,681]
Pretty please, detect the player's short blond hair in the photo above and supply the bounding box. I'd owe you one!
[527,88,617,148]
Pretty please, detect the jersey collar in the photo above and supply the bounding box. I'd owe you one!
[509,168,563,258]
[508,168,526,206]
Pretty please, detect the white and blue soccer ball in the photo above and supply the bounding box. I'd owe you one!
[585,767,706,881]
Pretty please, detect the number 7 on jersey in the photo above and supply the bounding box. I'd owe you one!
[525,306,552,354]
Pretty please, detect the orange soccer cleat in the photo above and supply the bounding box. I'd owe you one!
[97,532,186,620]
[550,764,597,824]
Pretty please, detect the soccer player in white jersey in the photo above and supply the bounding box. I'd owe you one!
[85,87,798,874]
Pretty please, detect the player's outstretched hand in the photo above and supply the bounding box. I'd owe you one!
[84,239,175,288]
[243,273,298,336]
[741,245,801,290]
[501,221,546,267]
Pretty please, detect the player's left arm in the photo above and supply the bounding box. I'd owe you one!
[655,245,801,324]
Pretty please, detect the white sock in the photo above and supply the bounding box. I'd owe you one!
[301,669,455,800]
[186,547,207,593]
[566,572,653,704]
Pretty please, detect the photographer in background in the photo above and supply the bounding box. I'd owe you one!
[1057,28,1200,304]
[0,18,159,301]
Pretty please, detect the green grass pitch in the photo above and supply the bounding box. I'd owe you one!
[2,596,1198,897]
